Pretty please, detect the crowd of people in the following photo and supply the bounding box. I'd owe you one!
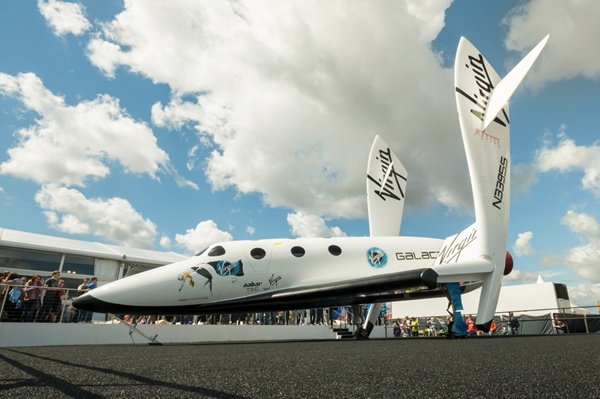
[391,312,530,337]
[116,306,377,327]
[1,270,98,323]
[2,271,573,335]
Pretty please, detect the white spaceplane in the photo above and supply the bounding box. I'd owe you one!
[74,35,548,337]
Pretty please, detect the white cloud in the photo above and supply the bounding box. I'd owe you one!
[513,231,534,257]
[38,0,91,37]
[536,132,600,196]
[159,236,172,249]
[287,212,346,238]
[0,72,169,186]
[534,132,600,284]
[246,226,255,236]
[567,284,600,311]
[35,184,157,248]
[558,210,600,283]
[502,269,539,284]
[503,0,600,87]
[405,0,453,42]
[561,210,600,239]
[86,1,469,220]
[174,220,233,254]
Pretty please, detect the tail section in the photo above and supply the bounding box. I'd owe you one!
[357,136,407,339]
[434,36,548,332]
[366,135,407,236]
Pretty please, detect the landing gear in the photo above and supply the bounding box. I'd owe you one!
[354,303,383,339]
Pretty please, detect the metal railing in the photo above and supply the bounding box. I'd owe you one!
[2,282,599,334]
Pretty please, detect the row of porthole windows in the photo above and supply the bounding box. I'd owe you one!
[206,245,342,259]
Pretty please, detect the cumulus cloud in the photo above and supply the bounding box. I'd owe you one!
[536,132,600,196]
[503,0,600,87]
[287,212,346,238]
[174,220,233,254]
[159,236,172,249]
[533,130,600,284]
[38,0,91,36]
[558,210,600,283]
[86,1,468,220]
[513,231,534,257]
[35,184,157,248]
[567,283,600,310]
[0,72,169,186]
[502,269,540,284]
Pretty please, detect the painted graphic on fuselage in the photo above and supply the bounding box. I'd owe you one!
[176,259,244,296]
[177,270,196,291]
[207,260,244,277]
[366,247,387,269]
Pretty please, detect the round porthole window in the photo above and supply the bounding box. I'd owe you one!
[250,247,266,259]
[328,245,342,256]
[291,246,305,258]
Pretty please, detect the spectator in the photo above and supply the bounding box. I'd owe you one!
[22,275,43,322]
[77,278,91,296]
[507,312,520,335]
[57,278,66,301]
[3,272,24,321]
[446,315,454,336]
[79,277,98,323]
[552,314,567,334]
[36,270,62,323]
[466,314,477,336]
[410,317,420,337]
[400,318,409,337]
[427,316,440,337]
[393,318,402,338]
[489,319,497,336]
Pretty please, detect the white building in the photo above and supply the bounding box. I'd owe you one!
[390,278,572,318]
[0,227,187,288]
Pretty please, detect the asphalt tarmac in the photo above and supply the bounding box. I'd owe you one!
[1,334,598,398]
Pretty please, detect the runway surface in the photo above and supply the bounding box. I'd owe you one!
[1,334,598,398]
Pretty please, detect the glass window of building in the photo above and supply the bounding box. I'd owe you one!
[62,254,95,275]
[0,248,62,273]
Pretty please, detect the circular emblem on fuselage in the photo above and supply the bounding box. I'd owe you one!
[366,247,387,269]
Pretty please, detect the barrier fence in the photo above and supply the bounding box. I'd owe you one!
[2,283,599,334]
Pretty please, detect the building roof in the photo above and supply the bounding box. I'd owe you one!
[0,227,188,265]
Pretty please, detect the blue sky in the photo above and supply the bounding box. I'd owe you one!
[1,1,599,310]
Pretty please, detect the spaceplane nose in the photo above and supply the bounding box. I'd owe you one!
[72,293,112,313]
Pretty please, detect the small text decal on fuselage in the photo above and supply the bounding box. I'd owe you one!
[269,274,282,287]
[493,156,508,210]
[243,282,262,292]
[395,251,439,261]
[437,228,477,264]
